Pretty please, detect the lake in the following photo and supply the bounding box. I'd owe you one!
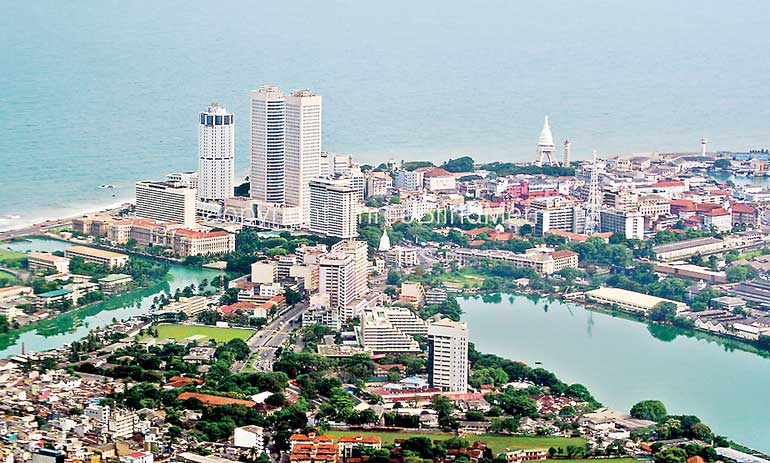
[0,237,218,358]
[461,293,770,452]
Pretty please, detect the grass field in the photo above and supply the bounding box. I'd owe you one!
[151,324,255,343]
[324,431,586,453]
[436,269,486,289]
[0,248,27,267]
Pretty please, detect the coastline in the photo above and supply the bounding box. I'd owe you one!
[0,198,132,234]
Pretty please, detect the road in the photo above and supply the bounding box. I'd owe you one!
[0,220,72,241]
[233,302,307,372]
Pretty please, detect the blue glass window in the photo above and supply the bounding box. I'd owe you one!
[215,115,223,125]
[206,115,214,126]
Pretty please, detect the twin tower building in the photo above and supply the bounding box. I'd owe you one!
[198,86,353,236]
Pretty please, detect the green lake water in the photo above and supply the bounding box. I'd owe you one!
[0,237,218,358]
[461,294,770,453]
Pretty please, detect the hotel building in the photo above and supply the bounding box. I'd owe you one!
[135,180,197,228]
[198,104,235,201]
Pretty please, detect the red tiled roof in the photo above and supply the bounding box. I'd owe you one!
[732,203,756,213]
[552,250,578,259]
[651,180,685,188]
[703,207,729,217]
[695,203,721,212]
[424,167,452,178]
[175,228,231,239]
[338,435,382,444]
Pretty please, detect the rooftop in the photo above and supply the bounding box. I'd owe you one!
[65,245,128,259]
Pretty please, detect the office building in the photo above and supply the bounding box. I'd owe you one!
[456,247,578,275]
[27,252,70,273]
[331,240,369,298]
[600,209,645,240]
[428,318,468,393]
[309,178,358,239]
[64,246,129,269]
[198,104,235,201]
[302,293,340,331]
[135,180,198,228]
[285,89,322,224]
[166,171,198,189]
[532,201,585,236]
[250,85,286,204]
[394,169,424,191]
[365,171,392,198]
[233,425,265,452]
[319,252,357,315]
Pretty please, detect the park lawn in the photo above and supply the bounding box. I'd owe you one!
[437,269,486,289]
[0,248,27,267]
[324,431,586,453]
[151,324,255,343]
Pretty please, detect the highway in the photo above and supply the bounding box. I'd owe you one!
[233,302,307,372]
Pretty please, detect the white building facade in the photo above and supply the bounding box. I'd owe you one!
[198,104,235,201]
[285,90,322,224]
[250,85,286,204]
[309,178,358,239]
[135,181,197,228]
[428,319,468,392]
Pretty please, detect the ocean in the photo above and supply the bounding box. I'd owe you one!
[1,0,769,230]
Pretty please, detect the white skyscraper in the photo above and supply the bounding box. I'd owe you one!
[285,89,322,224]
[250,85,286,204]
[428,319,468,393]
[198,104,235,201]
[331,240,369,298]
[309,177,358,239]
[319,252,357,311]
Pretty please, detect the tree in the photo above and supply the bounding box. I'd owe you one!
[654,447,688,463]
[690,422,713,441]
[649,302,678,323]
[0,315,9,333]
[712,158,731,170]
[442,156,475,173]
[726,265,758,283]
[630,400,668,422]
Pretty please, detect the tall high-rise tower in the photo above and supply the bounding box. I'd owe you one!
[285,89,322,224]
[584,151,602,235]
[250,85,286,203]
[198,104,235,201]
[700,138,708,157]
[428,318,468,393]
[535,116,559,166]
[563,140,571,167]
